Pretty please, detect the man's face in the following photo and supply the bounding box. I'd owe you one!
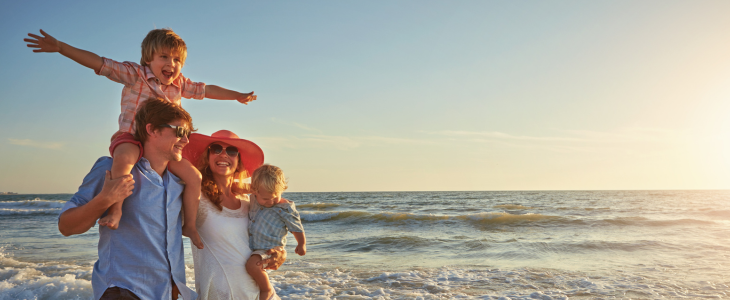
[151,119,190,162]
[146,47,183,85]
[253,189,281,208]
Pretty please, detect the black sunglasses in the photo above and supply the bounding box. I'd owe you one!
[159,124,191,138]
[209,144,239,157]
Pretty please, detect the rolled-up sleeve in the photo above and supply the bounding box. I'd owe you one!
[278,203,305,233]
[180,76,206,100]
[95,57,142,87]
[59,157,113,220]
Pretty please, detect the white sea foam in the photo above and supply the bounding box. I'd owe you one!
[266,263,730,299]
[0,250,92,300]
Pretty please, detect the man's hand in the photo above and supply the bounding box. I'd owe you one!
[236,91,257,105]
[100,170,134,205]
[25,29,61,53]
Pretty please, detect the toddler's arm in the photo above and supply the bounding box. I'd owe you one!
[292,231,306,256]
[25,30,103,73]
[204,85,257,105]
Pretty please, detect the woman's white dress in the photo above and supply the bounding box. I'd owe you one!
[192,194,259,300]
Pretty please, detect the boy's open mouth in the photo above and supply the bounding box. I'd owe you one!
[162,70,173,78]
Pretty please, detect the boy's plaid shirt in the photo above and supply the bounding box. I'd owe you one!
[96,57,206,133]
[248,195,305,250]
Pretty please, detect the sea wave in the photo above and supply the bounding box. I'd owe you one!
[0,199,66,216]
[0,208,61,216]
[300,210,559,226]
[300,210,717,230]
[493,204,534,210]
[0,199,65,209]
[297,202,341,209]
[599,217,716,227]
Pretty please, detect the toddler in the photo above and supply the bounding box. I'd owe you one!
[246,164,306,300]
[25,28,257,249]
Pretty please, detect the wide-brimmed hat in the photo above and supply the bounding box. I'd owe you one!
[182,130,264,177]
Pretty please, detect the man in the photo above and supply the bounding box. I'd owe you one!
[59,98,196,300]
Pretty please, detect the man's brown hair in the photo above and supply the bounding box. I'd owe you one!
[133,98,194,143]
[140,29,187,66]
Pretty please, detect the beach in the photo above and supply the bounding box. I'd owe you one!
[1,190,729,299]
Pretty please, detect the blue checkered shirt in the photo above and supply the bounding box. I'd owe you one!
[248,195,305,250]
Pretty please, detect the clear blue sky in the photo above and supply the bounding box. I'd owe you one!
[2,1,730,193]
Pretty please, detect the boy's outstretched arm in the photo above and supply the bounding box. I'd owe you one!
[25,29,103,73]
[204,85,257,105]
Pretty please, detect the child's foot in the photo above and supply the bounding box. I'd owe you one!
[183,224,204,249]
[98,212,121,230]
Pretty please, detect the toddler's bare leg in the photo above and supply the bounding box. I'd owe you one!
[169,159,203,249]
[246,254,274,300]
[98,143,138,230]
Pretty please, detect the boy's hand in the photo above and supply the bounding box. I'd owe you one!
[295,244,306,256]
[25,29,61,53]
[236,91,257,105]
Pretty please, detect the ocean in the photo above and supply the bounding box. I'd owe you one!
[1,190,729,299]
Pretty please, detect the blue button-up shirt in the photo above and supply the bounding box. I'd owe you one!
[60,157,197,300]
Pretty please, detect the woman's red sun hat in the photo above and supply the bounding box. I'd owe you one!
[182,130,264,178]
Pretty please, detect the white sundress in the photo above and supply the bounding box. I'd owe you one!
[192,194,259,300]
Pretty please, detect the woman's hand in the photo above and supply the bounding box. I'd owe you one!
[258,248,287,270]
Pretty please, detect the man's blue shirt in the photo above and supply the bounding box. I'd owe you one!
[60,157,197,300]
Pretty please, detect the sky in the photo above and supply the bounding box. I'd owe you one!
[2,1,730,193]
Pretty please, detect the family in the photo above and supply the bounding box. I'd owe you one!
[25,28,305,300]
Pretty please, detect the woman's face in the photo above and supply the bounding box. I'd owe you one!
[207,142,239,177]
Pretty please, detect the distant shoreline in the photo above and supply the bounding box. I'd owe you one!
[0,192,18,195]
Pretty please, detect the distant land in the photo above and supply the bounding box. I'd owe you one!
[0,192,18,195]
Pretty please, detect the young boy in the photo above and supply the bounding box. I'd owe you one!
[25,28,257,249]
[246,164,306,300]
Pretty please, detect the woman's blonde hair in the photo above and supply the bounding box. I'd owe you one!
[197,144,250,211]
[140,28,187,67]
[251,164,288,195]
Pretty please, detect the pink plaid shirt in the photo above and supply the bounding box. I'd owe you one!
[96,57,206,133]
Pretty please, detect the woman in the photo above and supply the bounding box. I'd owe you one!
[183,130,284,300]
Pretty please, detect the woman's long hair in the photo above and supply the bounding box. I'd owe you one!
[197,144,250,210]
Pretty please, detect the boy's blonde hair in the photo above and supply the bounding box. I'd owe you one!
[251,164,288,195]
[140,29,187,67]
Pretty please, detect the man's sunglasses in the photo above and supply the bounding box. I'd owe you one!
[159,124,191,138]
[209,144,239,157]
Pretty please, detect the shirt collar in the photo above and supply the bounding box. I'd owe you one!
[143,66,182,88]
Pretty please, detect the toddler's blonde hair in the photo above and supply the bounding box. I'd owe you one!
[251,164,288,195]
[140,28,187,67]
